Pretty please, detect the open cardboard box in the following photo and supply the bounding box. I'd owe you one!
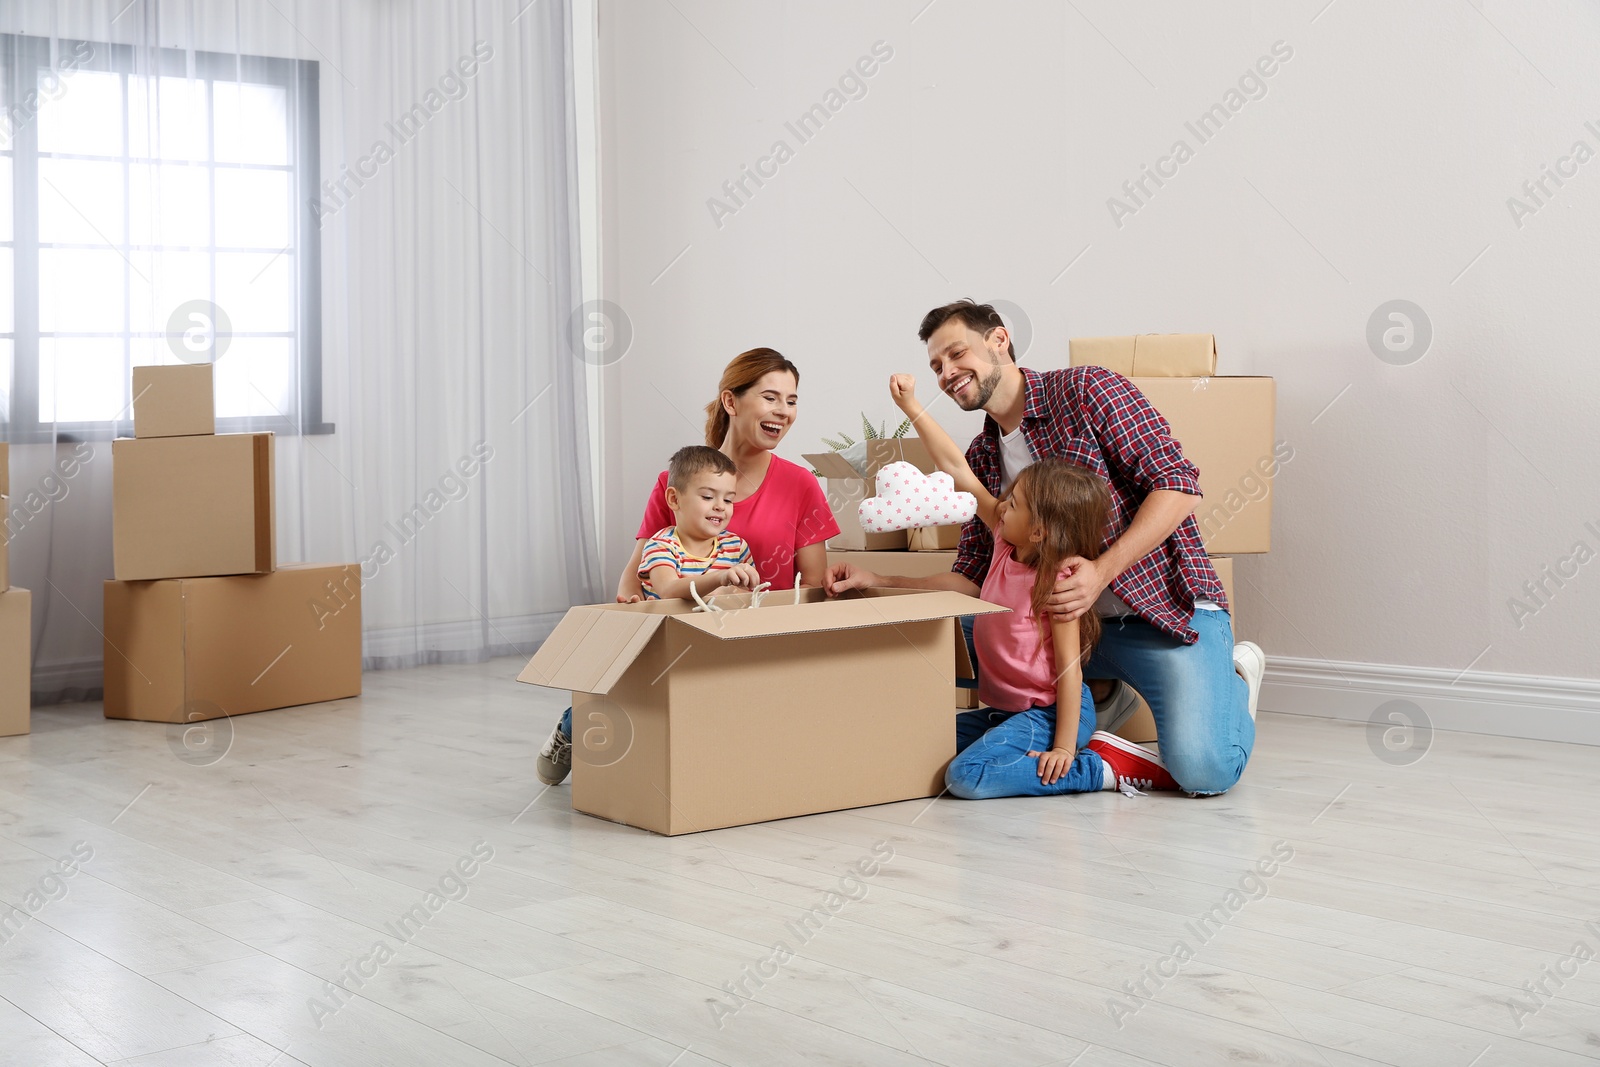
[519,586,1004,835]
[803,439,940,551]
[1132,377,1275,554]
[103,564,362,723]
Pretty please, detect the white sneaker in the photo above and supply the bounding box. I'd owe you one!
[1093,679,1140,733]
[1233,641,1265,721]
[536,722,572,786]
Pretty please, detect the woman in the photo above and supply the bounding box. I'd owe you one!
[537,348,839,785]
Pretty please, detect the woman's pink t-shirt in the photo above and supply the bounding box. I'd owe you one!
[636,454,839,590]
[973,536,1059,713]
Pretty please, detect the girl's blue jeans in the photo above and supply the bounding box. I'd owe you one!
[957,608,1253,796]
[946,684,1101,798]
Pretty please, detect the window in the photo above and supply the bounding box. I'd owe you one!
[1,33,326,440]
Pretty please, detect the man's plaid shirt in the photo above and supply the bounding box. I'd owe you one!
[953,365,1227,644]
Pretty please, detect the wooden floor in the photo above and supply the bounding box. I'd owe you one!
[1,660,1597,1067]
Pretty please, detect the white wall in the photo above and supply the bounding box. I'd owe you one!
[595,0,1600,693]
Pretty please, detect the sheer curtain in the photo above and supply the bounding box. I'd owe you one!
[1,0,602,700]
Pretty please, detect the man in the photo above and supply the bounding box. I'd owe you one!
[826,300,1263,794]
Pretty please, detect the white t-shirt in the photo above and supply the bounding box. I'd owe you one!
[993,424,1216,617]
[997,424,1034,496]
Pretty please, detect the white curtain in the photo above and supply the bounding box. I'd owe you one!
[1,0,602,700]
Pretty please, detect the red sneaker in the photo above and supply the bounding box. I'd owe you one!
[1086,731,1180,794]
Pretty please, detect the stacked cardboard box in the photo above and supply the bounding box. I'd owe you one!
[102,365,362,724]
[1071,332,1274,740]
[1,441,32,738]
[0,442,7,593]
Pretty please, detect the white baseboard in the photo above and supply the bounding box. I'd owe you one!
[30,656,105,704]
[1260,655,1600,747]
[360,612,566,670]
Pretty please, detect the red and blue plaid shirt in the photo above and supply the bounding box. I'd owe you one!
[953,365,1227,644]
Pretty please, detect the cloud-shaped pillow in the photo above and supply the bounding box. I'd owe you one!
[857,461,978,533]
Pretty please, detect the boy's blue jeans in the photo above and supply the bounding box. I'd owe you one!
[958,609,1254,796]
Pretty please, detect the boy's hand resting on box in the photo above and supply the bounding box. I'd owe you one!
[824,563,882,597]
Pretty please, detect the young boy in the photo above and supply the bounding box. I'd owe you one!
[636,446,760,600]
[536,445,759,786]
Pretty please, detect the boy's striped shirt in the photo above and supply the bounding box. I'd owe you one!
[638,527,752,599]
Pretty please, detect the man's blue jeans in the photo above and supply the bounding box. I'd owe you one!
[958,609,1252,795]
[945,685,1102,798]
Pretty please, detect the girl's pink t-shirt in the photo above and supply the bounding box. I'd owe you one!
[973,536,1059,713]
[635,454,839,590]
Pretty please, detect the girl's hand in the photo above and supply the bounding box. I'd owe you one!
[889,374,919,411]
[1027,746,1077,786]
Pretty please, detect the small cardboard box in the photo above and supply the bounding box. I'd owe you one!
[1132,377,1275,554]
[112,432,274,580]
[133,364,216,438]
[1211,556,1235,612]
[1114,556,1236,744]
[1070,334,1218,377]
[0,587,29,737]
[803,439,940,551]
[908,524,961,551]
[103,563,362,723]
[519,586,1004,835]
[827,549,957,579]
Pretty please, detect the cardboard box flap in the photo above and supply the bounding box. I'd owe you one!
[517,607,667,693]
[804,441,938,482]
[862,438,934,476]
[802,452,861,479]
[674,587,1006,641]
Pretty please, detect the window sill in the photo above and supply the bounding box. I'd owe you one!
[3,419,336,444]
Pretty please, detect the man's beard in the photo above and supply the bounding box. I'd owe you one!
[952,363,1004,411]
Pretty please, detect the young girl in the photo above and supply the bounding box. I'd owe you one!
[887,374,1179,799]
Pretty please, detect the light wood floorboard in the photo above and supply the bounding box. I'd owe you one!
[1,658,1596,1066]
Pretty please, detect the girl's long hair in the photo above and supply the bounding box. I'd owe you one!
[704,348,800,447]
[1010,458,1112,665]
